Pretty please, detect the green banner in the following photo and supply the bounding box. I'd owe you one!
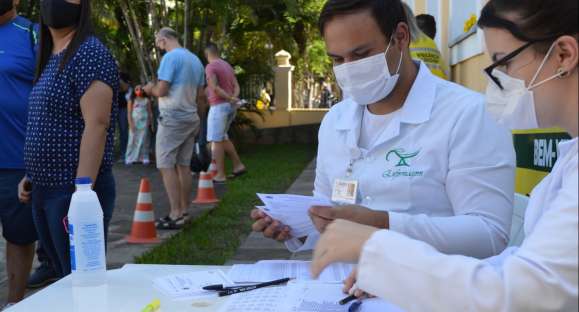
[513,132,572,172]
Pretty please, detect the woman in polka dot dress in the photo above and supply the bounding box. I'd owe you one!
[21,0,118,278]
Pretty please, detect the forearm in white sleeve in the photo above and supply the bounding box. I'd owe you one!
[388,212,506,258]
[357,190,578,311]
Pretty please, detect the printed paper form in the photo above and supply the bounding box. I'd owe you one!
[286,282,404,312]
[153,270,232,300]
[227,260,354,283]
[219,281,404,312]
[256,194,333,237]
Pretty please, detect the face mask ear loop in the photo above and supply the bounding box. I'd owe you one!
[395,49,404,75]
[384,36,404,76]
[528,42,560,90]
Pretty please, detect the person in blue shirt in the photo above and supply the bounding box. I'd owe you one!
[0,0,38,306]
[143,27,207,229]
[20,0,118,278]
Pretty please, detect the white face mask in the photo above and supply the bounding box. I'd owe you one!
[485,42,563,130]
[333,40,403,105]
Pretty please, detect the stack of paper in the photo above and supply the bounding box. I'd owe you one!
[153,270,232,300]
[257,193,333,237]
[227,260,354,283]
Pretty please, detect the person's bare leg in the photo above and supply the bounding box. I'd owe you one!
[212,142,227,181]
[6,242,34,303]
[176,165,192,214]
[159,168,183,219]
[223,139,245,172]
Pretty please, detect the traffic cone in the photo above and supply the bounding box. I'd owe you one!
[126,178,160,243]
[208,159,218,178]
[193,172,219,204]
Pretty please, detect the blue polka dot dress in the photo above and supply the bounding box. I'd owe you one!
[24,36,119,187]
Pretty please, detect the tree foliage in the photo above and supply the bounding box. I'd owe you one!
[17,0,332,88]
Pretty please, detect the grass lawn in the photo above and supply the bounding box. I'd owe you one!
[135,143,317,265]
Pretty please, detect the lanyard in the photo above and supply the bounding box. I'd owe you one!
[346,149,364,178]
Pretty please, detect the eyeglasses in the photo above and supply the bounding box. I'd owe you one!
[484,41,535,90]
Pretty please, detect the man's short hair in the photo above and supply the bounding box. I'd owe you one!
[416,14,436,39]
[157,27,179,40]
[318,0,407,40]
[205,42,220,56]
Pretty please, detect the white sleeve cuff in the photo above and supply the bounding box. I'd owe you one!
[284,231,320,253]
[387,211,412,234]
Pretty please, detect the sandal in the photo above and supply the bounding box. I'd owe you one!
[155,215,171,227]
[156,216,185,230]
[227,169,247,179]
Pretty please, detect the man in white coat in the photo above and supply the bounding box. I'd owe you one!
[311,0,578,310]
[251,0,515,259]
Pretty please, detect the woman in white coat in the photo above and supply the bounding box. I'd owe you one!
[311,0,578,311]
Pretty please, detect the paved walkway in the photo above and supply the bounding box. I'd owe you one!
[0,158,314,302]
[226,160,316,264]
[0,163,223,303]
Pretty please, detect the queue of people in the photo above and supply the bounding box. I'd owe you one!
[252,0,578,311]
[0,0,245,307]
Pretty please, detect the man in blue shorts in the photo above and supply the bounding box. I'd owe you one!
[0,0,37,306]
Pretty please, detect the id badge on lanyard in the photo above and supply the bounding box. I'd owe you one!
[331,150,362,205]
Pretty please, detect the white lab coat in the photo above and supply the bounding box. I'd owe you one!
[357,138,578,312]
[287,62,516,259]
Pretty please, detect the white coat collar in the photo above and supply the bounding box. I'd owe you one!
[335,61,437,131]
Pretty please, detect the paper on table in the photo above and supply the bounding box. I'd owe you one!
[227,260,354,283]
[218,285,288,312]
[219,281,403,312]
[285,282,404,312]
[256,194,333,237]
[153,270,232,300]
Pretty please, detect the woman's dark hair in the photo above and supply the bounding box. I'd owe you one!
[35,0,94,82]
[318,0,407,40]
[478,0,578,53]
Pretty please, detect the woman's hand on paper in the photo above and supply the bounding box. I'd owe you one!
[310,219,378,278]
[250,209,292,241]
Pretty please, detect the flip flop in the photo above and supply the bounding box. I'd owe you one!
[156,216,185,230]
[227,169,247,179]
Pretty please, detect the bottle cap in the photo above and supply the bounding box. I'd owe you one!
[75,177,92,185]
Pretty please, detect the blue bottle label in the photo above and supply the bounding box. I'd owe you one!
[68,223,76,271]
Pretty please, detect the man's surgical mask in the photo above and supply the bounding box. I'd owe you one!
[485,42,564,130]
[333,39,403,105]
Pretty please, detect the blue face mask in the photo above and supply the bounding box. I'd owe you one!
[41,0,81,29]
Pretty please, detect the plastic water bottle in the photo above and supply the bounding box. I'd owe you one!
[68,177,107,286]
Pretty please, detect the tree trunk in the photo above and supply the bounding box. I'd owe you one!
[119,0,150,83]
[159,0,169,26]
[127,2,156,79]
[148,0,162,66]
[184,0,191,50]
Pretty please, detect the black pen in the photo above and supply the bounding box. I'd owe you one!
[339,294,358,305]
[218,278,291,297]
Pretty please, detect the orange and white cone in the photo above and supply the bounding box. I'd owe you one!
[193,172,219,204]
[126,178,160,243]
[208,159,218,178]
